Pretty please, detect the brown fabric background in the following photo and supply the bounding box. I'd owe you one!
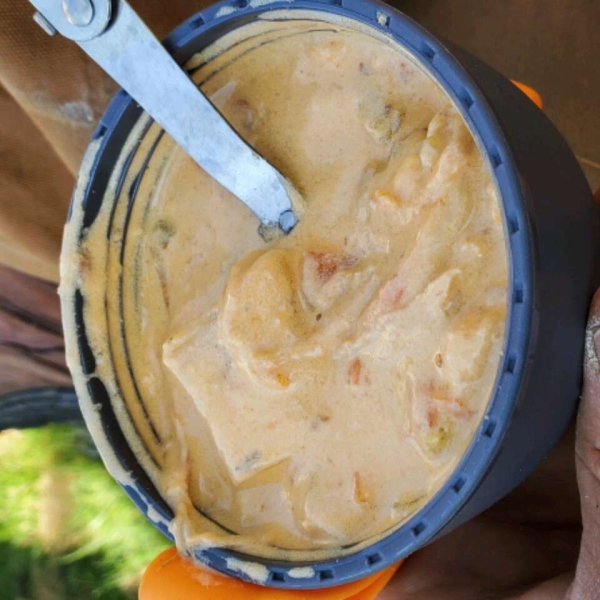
[0,0,210,393]
[0,264,71,394]
[0,0,208,283]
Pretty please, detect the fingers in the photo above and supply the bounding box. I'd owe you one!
[569,288,600,599]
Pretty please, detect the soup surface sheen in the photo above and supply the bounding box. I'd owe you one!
[62,14,508,561]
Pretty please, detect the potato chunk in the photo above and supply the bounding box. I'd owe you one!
[219,249,310,355]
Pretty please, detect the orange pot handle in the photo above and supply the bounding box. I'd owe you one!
[511,80,543,109]
[139,548,403,600]
[348,562,400,599]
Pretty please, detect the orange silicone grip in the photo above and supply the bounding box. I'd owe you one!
[511,80,543,109]
[139,548,402,600]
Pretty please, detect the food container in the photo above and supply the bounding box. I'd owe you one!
[60,0,600,589]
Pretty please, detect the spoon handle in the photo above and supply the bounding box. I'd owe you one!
[30,0,298,232]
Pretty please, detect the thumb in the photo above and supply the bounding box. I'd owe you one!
[570,289,600,599]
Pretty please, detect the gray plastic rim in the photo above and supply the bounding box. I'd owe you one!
[69,0,534,589]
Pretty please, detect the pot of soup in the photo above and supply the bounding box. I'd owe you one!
[59,0,599,589]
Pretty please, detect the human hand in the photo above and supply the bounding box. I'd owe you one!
[378,290,600,600]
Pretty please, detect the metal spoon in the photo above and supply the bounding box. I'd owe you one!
[30,0,298,234]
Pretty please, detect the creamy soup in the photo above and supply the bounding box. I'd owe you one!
[61,13,508,562]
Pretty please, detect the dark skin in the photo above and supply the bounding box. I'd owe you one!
[379,290,600,600]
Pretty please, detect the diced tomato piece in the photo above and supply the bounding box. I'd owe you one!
[307,252,357,282]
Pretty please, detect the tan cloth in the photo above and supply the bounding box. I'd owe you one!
[0,0,207,283]
[0,0,209,393]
